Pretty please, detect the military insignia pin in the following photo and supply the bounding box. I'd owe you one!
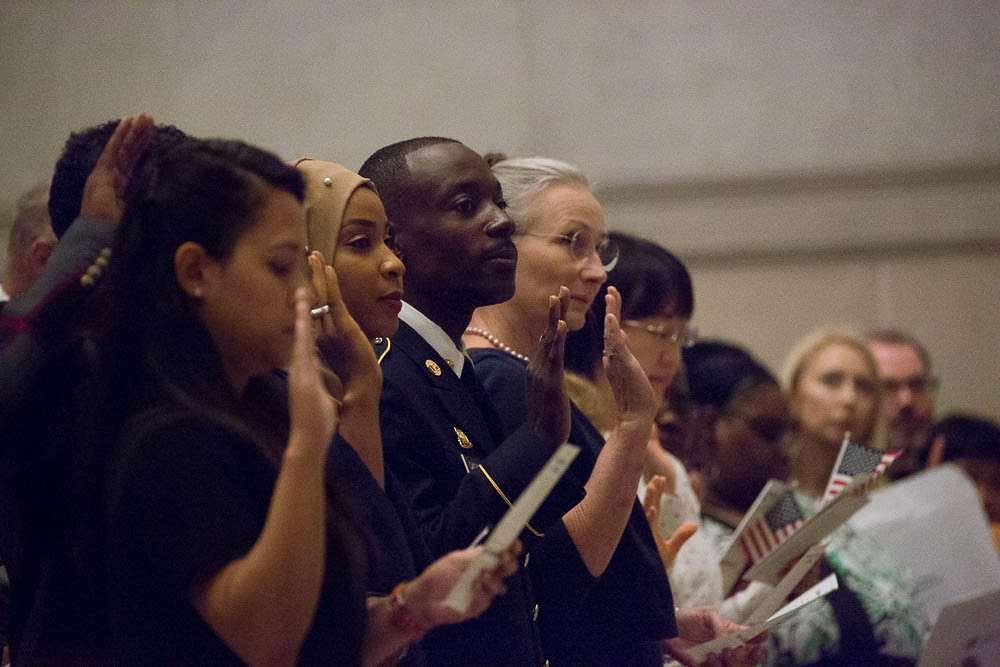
[454,427,473,449]
[425,359,442,376]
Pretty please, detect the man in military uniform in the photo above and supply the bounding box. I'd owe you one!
[360,138,585,665]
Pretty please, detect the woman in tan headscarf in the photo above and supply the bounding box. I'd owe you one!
[295,158,405,487]
[292,159,524,663]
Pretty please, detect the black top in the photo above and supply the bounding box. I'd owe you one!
[103,404,366,665]
[471,348,678,667]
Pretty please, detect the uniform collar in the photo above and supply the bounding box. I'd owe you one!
[398,301,468,377]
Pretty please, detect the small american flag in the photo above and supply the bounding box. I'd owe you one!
[822,435,901,504]
[739,491,805,565]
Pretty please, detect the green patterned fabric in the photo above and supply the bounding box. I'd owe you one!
[702,494,928,665]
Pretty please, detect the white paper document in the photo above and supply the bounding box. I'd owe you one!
[746,541,827,624]
[916,586,1000,667]
[686,574,839,663]
[443,443,580,613]
[849,464,1000,626]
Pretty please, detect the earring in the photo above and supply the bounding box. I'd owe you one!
[192,286,202,298]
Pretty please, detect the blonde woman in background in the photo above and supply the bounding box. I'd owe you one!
[771,328,927,666]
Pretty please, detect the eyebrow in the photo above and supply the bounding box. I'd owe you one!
[439,179,484,200]
[438,171,503,203]
[341,218,377,229]
[271,241,304,253]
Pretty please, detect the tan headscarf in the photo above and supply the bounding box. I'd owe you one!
[293,158,376,261]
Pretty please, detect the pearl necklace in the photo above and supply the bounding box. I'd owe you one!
[465,327,530,362]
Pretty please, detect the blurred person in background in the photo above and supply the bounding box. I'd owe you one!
[673,340,791,622]
[865,329,937,480]
[778,329,926,665]
[1,180,55,304]
[924,413,1000,553]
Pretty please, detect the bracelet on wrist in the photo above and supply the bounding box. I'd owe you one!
[390,582,429,642]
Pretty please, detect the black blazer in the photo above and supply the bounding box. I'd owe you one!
[378,321,586,666]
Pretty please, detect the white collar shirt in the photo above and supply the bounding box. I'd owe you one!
[398,300,468,378]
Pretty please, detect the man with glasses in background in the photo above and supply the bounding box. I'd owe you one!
[865,329,938,480]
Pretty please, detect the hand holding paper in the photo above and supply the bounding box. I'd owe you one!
[444,443,580,612]
[405,540,522,631]
[685,574,839,664]
[665,606,767,667]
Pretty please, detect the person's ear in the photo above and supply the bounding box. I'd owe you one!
[174,241,211,299]
[926,434,947,468]
[29,235,55,273]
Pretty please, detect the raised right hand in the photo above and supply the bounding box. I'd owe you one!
[288,286,339,454]
[524,286,571,449]
[79,114,155,225]
[307,251,382,399]
[602,286,658,428]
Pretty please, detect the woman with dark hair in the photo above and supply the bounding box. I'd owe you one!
[684,341,791,528]
[677,341,791,620]
[562,234,734,613]
[565,231,694,414]
[83,139,514,665]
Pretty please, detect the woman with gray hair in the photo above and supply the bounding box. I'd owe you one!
[464,154,758,666]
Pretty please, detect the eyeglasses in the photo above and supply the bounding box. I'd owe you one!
[518,229,619,271]
[621,320,697,347]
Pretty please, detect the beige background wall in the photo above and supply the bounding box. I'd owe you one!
[2,1,998,419]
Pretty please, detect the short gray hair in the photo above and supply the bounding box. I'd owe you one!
[864,328,933,378]
[486,155,590,231]
[7,179,53,260]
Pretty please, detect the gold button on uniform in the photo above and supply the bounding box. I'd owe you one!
[80,274,95,288]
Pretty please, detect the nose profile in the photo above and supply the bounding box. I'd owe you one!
[839,381,860,408]
[381,246,405,278]
[485,205,515,238]
[580,248,607,284]
[660,342,682,367]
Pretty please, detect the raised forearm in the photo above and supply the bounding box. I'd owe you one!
[338,390,385,488]
[563,419,650,576]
